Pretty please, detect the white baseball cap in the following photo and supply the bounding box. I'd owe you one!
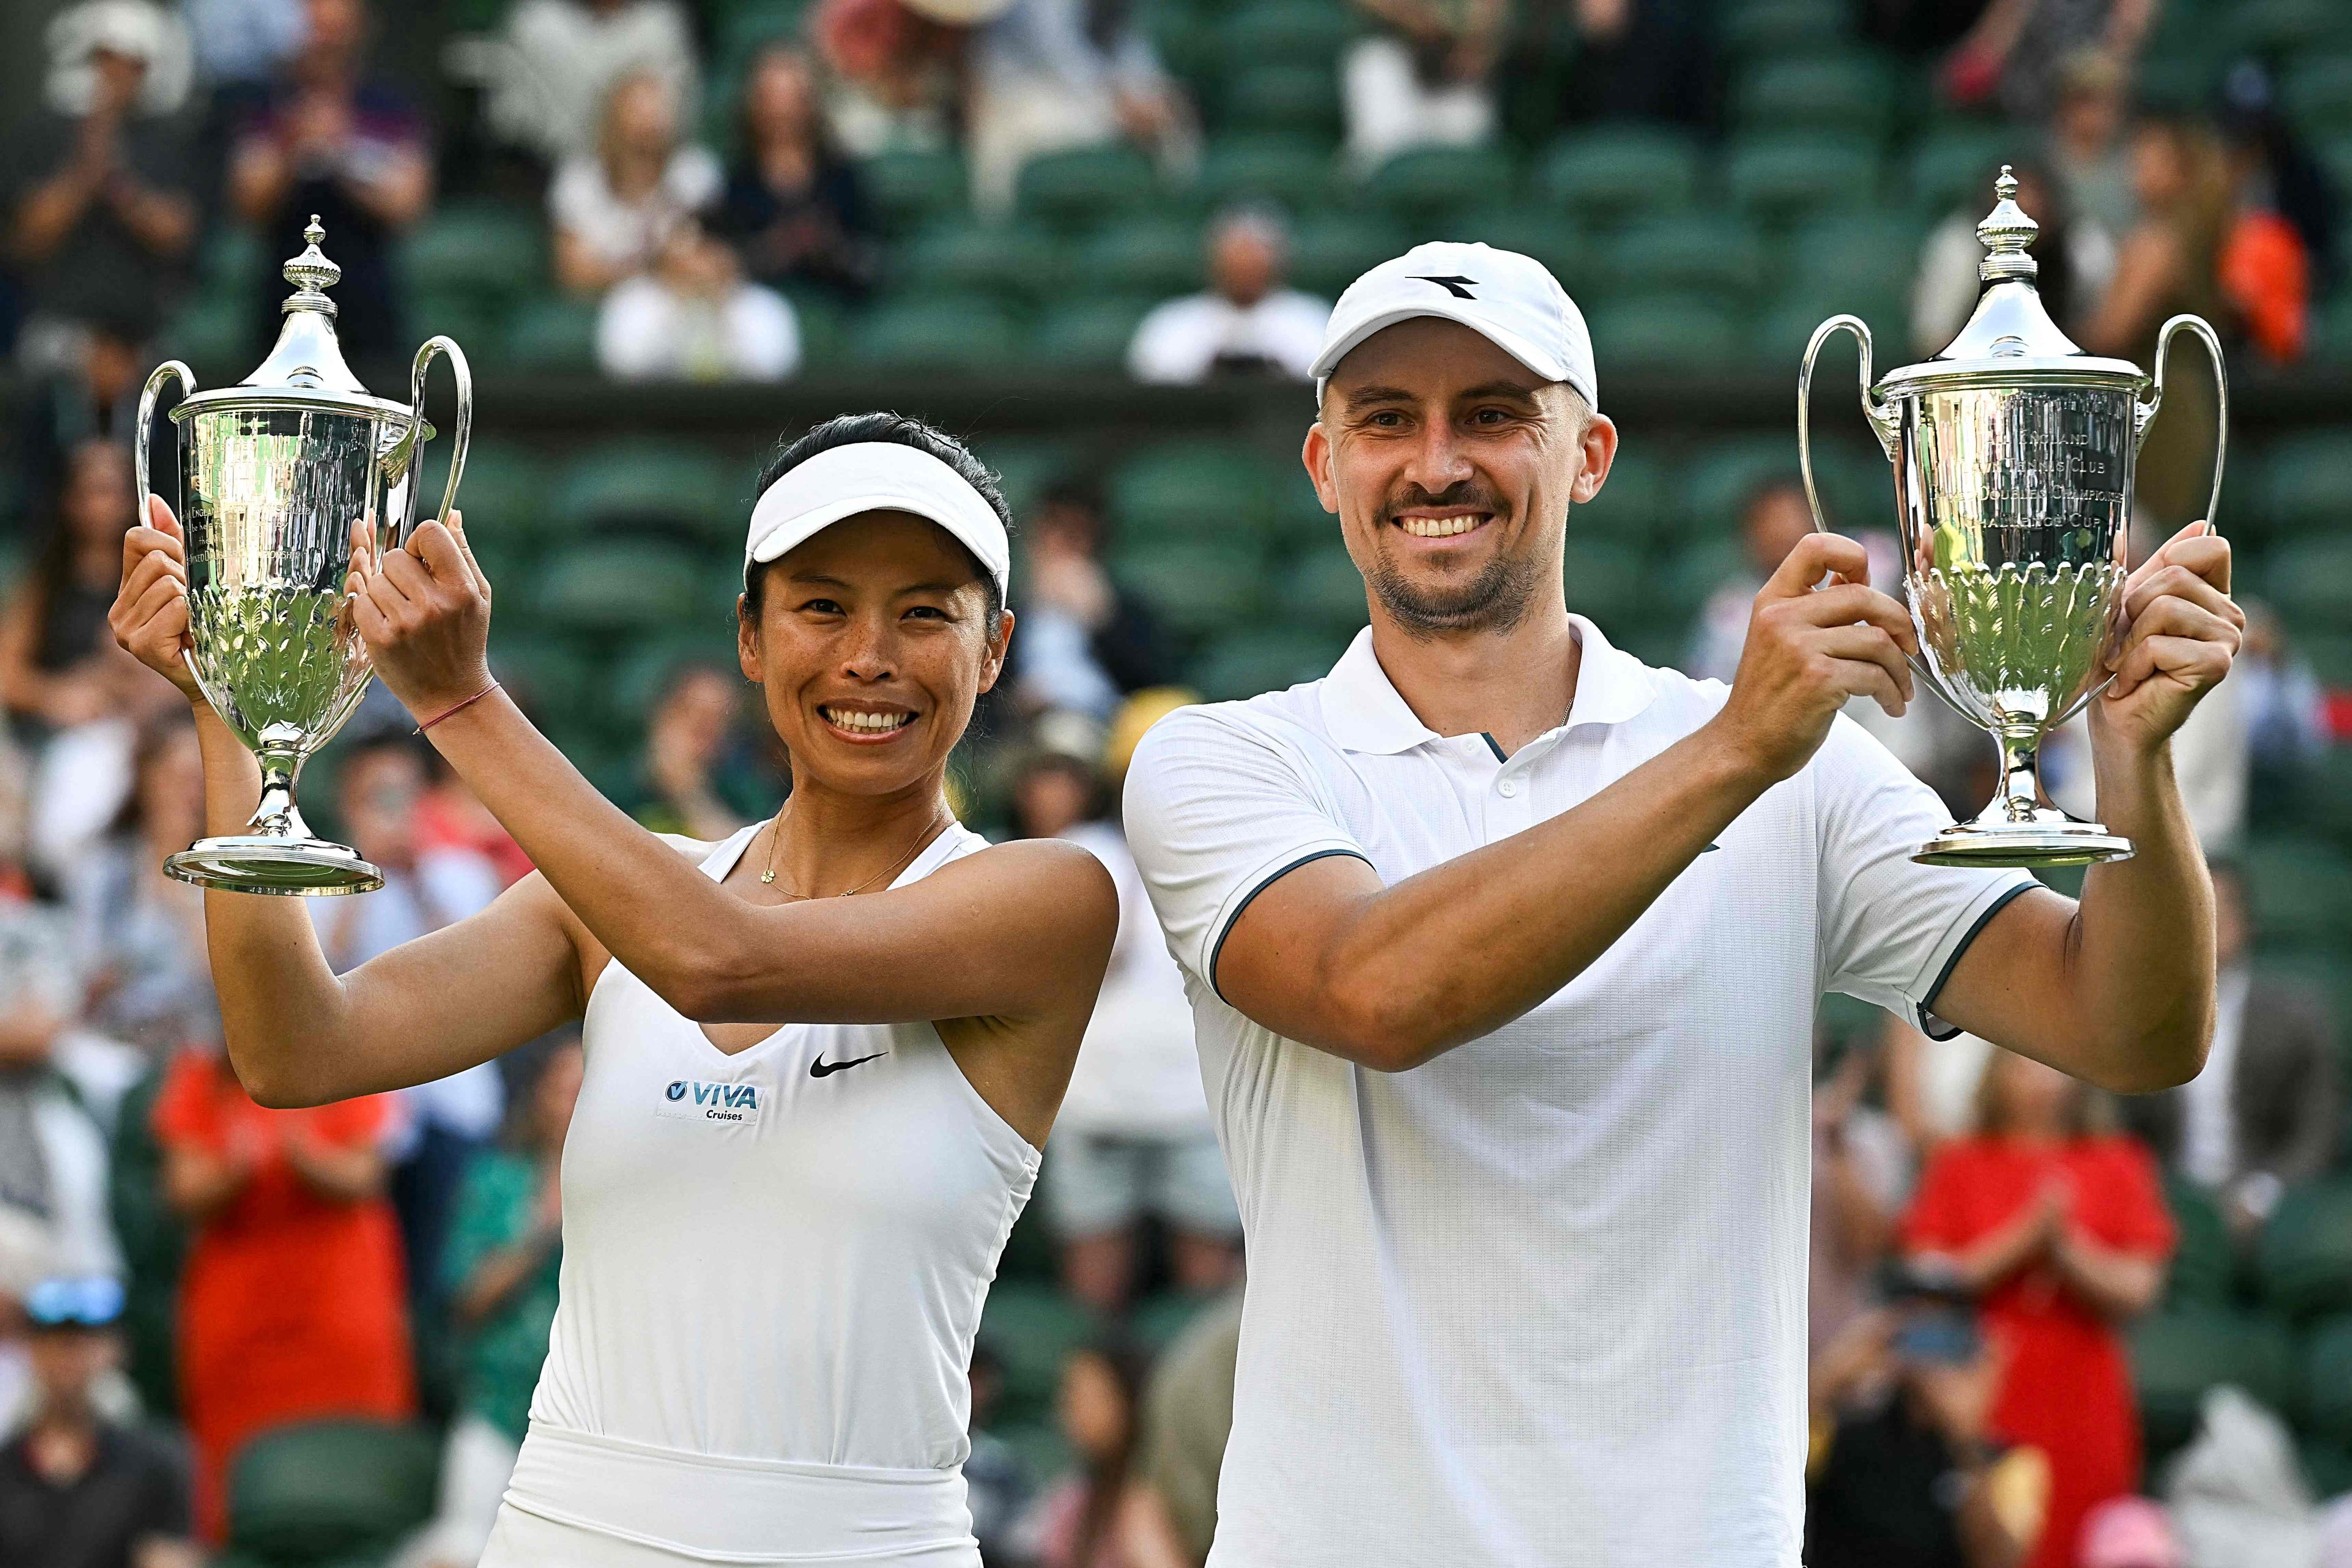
[744,441,1011,599]
[1310,241,1598,411]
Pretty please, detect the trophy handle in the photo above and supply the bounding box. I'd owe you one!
[2134,313,2227,533]
[399,335,473,545]
[134,361,195,526]
[1797,314,1897,536]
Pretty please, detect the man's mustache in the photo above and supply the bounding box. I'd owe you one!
[1380,484,1505,524]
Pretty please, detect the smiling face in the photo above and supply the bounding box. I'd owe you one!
[1304,318,1615,640]
[738,511,1009,798]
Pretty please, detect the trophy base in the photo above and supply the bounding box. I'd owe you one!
[165,836,384,895]
[1914,816,2134,870]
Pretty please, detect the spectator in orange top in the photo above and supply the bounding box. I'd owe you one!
[152,1045,412,1540]
[1903,1050,2173,1568]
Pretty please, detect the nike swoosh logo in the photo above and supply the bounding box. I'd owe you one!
[809,1052,885,1078]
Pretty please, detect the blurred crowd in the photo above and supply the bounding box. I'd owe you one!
[0,0,2346,401]
[1,2,2351,1568]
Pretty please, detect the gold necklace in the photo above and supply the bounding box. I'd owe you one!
[759,803,948,899]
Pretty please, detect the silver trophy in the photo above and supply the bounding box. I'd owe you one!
[1798,169,2226,867]
[139,217,473,894]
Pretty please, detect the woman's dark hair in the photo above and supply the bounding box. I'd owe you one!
[743,412,1010,631]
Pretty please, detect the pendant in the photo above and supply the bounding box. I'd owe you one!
[761,870,775,885]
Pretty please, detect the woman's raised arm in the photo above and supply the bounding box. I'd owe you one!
[113,497,586,1107]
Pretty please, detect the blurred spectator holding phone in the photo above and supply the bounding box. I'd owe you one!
[597,219,802,381]
[624,662,750,843]
[1805,1266,2048,1568]
[966,0,1194,214]
[1905,1050,2173,1568]
[1940,0,2154,119]
[551,69,721,297]
[0,440,139,738]
[1014,1340,1152,1568]
[229,0,432,370]
[2118,861,2338,1243]
[1005,487,1177,720]
[0,1274,199,1568]
[716,45,878,302]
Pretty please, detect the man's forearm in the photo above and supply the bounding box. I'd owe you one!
[1277,723,1767,1065]
[2069,735,2215,1089]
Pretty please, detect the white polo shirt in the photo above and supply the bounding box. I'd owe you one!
[1122,619,2033,1568]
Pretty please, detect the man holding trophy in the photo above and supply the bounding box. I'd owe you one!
[1121,201,2238,1564]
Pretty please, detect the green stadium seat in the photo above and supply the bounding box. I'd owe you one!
[1223,63,1345,137]
[1538,128,1702,225]
[977,1281,1102,1424]
[855,296,1025,372]
[715,0,812,72]
[158,290,252,373]
[503,295,599,374]
[199,222,265,293]
[1192,627,1349,699]
[401,204,545,302]
[859,148,970,234]
[2283,56,2352,136]
[1077,219,1203,298]
[530,540,704,634]
[2224,0,2352,53]
[2262,538,2352,632]
[1145,5,1220,87]
[1197,134,1341,213]
[225,1419,438,1565]
[489,629,600,738]
[407,289,498,360]
[1791,212,1929,303]
[106,1061,184,1418]
[1580,445,1671,546]
[439,438,549,551]
[1265,467,1333,548]
[1723,136,1884,222]
[899,222,1063,305]
[2305,1315,2352,1447]
[1907,129,2025,219]
[2256,432,2352,545]
[555,441,735,539]
[1129,1289,1219,1353]
[1580,296,1749,369]
[2163,1173,2241,1309]
[1454,209,1584,282]
[1360,145,1520,227]
[1284,547,1368,634]
[1657,534,1746,619]
[1117,542,1267,638]
[1718,0,1851,59]
[1110,441,1283,543]
[1287,210,1410,298]
[2129,1308,2299,1456]
[776,286,845,370]
[1032,296,1154,370]
[1218,0,1353,68]
[2257,1178,2352,1321]
[2307,1442,2352,1503]
[1562,538,1647,619]
[977,438,1082,522]
[1752,292,1903,372]
[1018,145,1163,230]
[1731,55,1899,140]
[1599,214,1765,303]
[2135,53,2223,116]
[1586,296,1743,369]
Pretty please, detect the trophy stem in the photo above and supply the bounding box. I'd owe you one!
[1913,726,2134,869]
[165,744,385,895]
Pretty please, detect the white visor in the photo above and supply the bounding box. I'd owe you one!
[743,442,1011,600]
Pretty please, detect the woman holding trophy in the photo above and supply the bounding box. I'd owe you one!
[109,412,1120,1567]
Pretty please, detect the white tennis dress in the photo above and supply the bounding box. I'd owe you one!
[478,821,1040,1566]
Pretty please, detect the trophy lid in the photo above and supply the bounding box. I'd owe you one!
[1875,168,2147,397]
[171,216,414,423]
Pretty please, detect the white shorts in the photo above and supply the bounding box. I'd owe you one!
[1045,1128,1241,1239]
[480,1502,981,1567]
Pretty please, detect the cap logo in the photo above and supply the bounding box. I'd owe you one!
[1412,275,1480,299]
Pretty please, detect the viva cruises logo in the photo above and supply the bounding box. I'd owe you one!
[658,1079,764,1126]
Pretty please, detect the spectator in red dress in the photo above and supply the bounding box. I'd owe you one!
[152,1047,412,1540]
[1904,1050,2174,1568]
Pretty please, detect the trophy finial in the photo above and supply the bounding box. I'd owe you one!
[1976,166,2040,285]
[281,215,342,316]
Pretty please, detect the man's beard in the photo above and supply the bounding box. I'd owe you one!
[1361,483,1536,638]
